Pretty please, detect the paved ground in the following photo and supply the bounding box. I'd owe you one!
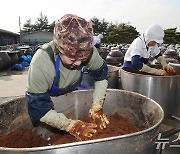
[0,68,28,99]
[0,68,28,105]
[0,67,179,153]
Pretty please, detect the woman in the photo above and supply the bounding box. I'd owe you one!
[26,14,109,141]
[123,24,176,75]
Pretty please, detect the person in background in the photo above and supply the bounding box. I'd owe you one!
[26,14,109,141]
[122,24,176,75]
[93,34,104,53]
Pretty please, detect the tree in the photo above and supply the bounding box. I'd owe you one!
[164,28,179,44]
[21,14,179,44]
[91,17,139,44]
[106,23,139,44]
[91,16,102,35]
[175,32,180,44]
[91,17,109,35]
[48,21,55,32]
[33,12,49,31]
[21,18,33,33]
[21,12,51,33]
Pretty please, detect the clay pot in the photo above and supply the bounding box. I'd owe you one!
[159,46,167,54]
[164,49,179,56]
[109,50,124,57]
[165,58,178,64]
[0,51,12,69]
[99,48,109,60]
[169,62,180,72]
[24,48,34,56]
[106,50,124,66]
[8,52,19,65]
[17,50,24,58]
[0,57,3,70]
[163,48,180,61]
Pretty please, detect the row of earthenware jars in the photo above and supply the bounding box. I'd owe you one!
[0,51,21,70]
[163,45,180,62]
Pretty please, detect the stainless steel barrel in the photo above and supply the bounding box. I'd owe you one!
[121,67,178,117]
[0,89,163,154]
[81,65,120,89]
[173,75,180,118]
[169,63,180,118]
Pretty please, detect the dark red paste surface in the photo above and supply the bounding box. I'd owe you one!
[0,113,141,148]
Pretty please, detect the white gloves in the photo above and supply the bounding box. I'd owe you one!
[93,79,108,103]
[140,64,167,75]
[40,110,97,141]
[40,79,109,140]
[157,56,176,74]
[140,56,176,75]
[40,110,71,131]
[89,80,109,129]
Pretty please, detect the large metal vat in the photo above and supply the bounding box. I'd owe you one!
[0,89,164,154]
[173,75,180,118]
[120,67,178,117]
[169,63,180,118]
[81,65,120,89]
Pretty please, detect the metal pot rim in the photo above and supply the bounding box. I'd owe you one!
[121,67,178,78]
[0,89,164,151]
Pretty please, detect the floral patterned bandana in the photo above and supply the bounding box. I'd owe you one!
[53,14,94,60]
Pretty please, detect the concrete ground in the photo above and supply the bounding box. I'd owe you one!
[0,67,179,153]
[0,67,28,103]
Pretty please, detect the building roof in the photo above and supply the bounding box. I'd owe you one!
[0,29,20,36]
[21,30,53,36]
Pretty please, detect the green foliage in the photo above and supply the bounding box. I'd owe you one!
[164,28,180,44]
[22,18,33,33]
[21,14,180,44]
[21,12,54,33]
[91,17,109,35]
[106,24,139,44]
[48,21,55,32]
[91,16,139,44]
[33,12,49,31]
[175,32,180,44]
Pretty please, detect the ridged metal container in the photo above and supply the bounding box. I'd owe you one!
[169,63,180,118]
[121,67,178,117]
[0,89,163,154]
[174,77,180,118]
[81,65,120,89]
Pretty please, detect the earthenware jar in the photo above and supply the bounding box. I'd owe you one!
[106,49,124,66]
[0,51,12,69]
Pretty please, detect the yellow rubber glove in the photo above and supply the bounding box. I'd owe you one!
[140,64,167,75]
[89,80,110,129]
[40,110,97,141]
[157,56,176,74]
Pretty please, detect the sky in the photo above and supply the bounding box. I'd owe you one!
[0,0,180,35]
